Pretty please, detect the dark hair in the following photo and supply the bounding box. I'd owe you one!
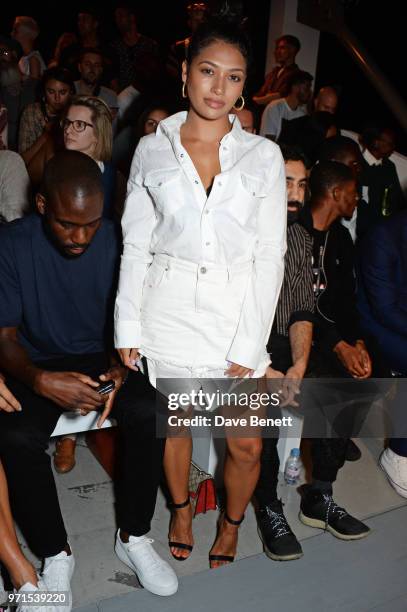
[78,5,100,20]
[309,160,354,200]
[41,67,74,92]
[41,150,103,201]
[279,143,310,168]
[276,34,301,53]
[114,2,137,17]
[78,46,104,63]
[136,102,172,140]
[187,1,252,68]
[0,35,22,59]
[318,136,362,164]
[288,70,313,92]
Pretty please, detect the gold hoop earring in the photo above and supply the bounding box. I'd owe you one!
[182,82,188,99]
[233,95,245,111]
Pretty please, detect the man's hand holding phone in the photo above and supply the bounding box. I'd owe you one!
[97,365,127,428]
[34,371,107,412]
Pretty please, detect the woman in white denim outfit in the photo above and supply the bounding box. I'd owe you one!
[114,7,287,569]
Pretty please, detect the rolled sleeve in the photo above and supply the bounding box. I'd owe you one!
[227,146,287,369]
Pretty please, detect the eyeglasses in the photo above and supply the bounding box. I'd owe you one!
[61,118,94,132]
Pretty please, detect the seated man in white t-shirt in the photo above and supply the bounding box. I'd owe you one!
[260,71,313,141]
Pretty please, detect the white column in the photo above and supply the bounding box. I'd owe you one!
[266,0,320,79]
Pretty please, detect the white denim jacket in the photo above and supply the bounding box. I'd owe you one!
[114,111,287,369]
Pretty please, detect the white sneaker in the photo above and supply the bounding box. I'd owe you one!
[115,530,178,596]
[17,579,59,612]
[0,574,6,608]
[41,548,75,611]
[380,448,407,498]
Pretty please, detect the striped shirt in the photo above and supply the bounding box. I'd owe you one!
[272,222,314,337]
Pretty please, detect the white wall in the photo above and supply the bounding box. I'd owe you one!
[266,0,320,79]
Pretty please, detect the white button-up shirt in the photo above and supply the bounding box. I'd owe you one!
[114,111,287,369]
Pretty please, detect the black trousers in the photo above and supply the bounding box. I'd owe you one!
[255,336,366,507]
[255,335,291,506]
[0,353,164,559]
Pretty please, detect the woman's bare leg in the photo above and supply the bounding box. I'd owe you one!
[163,431,193,560]
[0,461,37,588]
[210,436,262,568]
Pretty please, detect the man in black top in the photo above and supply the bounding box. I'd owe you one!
[358,125,406,237]
[297,161,371,541]
[255,145,314,561]
[0,151,178,605]
[110,4,162,92]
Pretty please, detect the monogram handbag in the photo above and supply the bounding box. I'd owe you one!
[188,461,217,517]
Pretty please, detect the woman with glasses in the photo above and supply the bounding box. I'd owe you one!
[27,96,126,216]
[61,96,126,219]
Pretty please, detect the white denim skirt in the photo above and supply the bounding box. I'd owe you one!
[139,254,270,385]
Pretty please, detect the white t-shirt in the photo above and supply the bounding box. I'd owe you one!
[260,98,306,140]
[117,85,140,121]
[18,51,46,77]
[0,151,31,222]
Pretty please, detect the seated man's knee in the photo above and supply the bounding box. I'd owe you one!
[0,424,47,458]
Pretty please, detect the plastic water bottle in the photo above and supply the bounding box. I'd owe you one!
[284,448,301,485]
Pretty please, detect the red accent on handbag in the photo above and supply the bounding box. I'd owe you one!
[188,461,217,517]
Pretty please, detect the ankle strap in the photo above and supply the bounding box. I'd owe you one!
[224,512,244,526]
[170,497,190,509]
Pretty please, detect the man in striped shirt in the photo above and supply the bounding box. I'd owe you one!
[255,145,314,561]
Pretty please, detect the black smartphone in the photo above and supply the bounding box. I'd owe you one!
[96,380,115,395]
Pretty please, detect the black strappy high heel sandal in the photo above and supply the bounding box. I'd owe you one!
[209,512,244,568]
[168,498,194,561]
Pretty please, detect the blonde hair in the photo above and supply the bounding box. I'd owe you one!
[68,95,113,162]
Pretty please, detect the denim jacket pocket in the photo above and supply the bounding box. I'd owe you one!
[144,167,184,215]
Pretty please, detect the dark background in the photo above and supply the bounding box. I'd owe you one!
[2,0,406,152]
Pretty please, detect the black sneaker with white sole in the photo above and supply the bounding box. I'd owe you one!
[256,499,303,561]
[299,485,371,540]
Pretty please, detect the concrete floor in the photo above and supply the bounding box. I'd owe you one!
[16,437,407,610]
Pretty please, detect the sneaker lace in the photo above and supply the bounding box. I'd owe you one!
[322,494,348,528]
[265,506,290,538]
[127,538,163,571]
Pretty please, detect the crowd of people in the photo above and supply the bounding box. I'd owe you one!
[0,1,406,610]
